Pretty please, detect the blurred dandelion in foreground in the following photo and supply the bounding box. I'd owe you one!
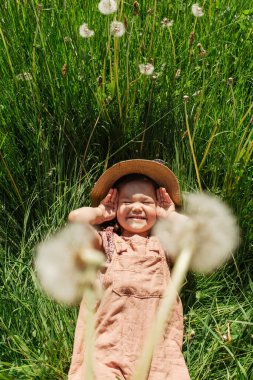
[98,0,117,15]
[139,63,154,76]
[132,193,240,380]
[35,223,105,305]
[79,23,94,38]
[161,18,174,28]
[110,21,126,37]
[16,72,32,81]
[191,3,204,17]
[155,192,240,273]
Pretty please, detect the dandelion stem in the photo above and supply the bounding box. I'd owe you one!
[114,37,122,119]
[168,27,176,68]
[82,111,102,164]
[147,0,157,58]
[140,84,154,153]
[184,101,203,191]
[188,19,197,61]
[199,118,219,170]
[131,245,193,380]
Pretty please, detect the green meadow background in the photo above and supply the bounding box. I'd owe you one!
[0,0,252,378]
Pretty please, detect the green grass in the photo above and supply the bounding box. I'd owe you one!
[0,0,252,378]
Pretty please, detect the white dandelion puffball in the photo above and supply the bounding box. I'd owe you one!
[191,3,204,17]
[98,0,117,15]
[161,18,174,28]
[79,23,94,38]
[154,193,240,273]
[110,21,125,37]
[16,72,32,81]
[139,63,155,76]
[35,223,105,305]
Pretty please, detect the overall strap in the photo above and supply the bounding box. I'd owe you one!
[99,227,115,262]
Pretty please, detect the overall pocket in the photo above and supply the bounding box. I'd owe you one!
[112,255,165,298]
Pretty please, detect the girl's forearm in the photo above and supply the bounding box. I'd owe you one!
[68,207,103,225]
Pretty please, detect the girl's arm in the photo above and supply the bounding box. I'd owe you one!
[68,188,118,224]
[68,206,104,225]
[68,188,118,248]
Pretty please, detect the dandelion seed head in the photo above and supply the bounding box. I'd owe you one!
[16,72,32,81]
[97,75,103,85]
[110,21,126,37]
[61,63,67,77]
[175,68,181,79]
[98,0,117,15]
[191,3,204,17]
[189,31,195,46]
[79,23,94,38]
[35,223,105,304]
[161,18,174,28]
[193,90,201,96]
[64,36,72,43]
[154,192,240,273]
[139,63,154,76]
[133,1,139,16]
[37,3,43,13]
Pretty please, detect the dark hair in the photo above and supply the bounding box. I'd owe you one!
[113,173,159,190]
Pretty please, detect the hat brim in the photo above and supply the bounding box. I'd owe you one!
[91,159,181,207]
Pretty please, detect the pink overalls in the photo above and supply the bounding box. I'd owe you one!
[68,231,190,380]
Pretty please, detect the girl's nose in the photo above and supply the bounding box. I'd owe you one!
[131,202,142,211]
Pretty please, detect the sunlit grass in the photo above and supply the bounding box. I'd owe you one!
[0,0,252,378]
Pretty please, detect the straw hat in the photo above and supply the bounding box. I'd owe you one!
[91,159,181,206]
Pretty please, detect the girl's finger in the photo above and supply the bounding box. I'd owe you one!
[161,188,167,204]
[164,191,173,204]
[101,189,113,204]
[156,189,162,204]
[110,188,118,203]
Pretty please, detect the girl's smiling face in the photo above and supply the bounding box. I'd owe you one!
[116,179,157,237]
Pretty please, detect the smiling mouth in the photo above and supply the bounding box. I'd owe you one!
[128,216,146,220]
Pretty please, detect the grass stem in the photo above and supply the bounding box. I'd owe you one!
[184,101,203,191]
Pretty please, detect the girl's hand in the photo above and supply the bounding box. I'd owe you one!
[156,187,175,219]
[96,188,118,223]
